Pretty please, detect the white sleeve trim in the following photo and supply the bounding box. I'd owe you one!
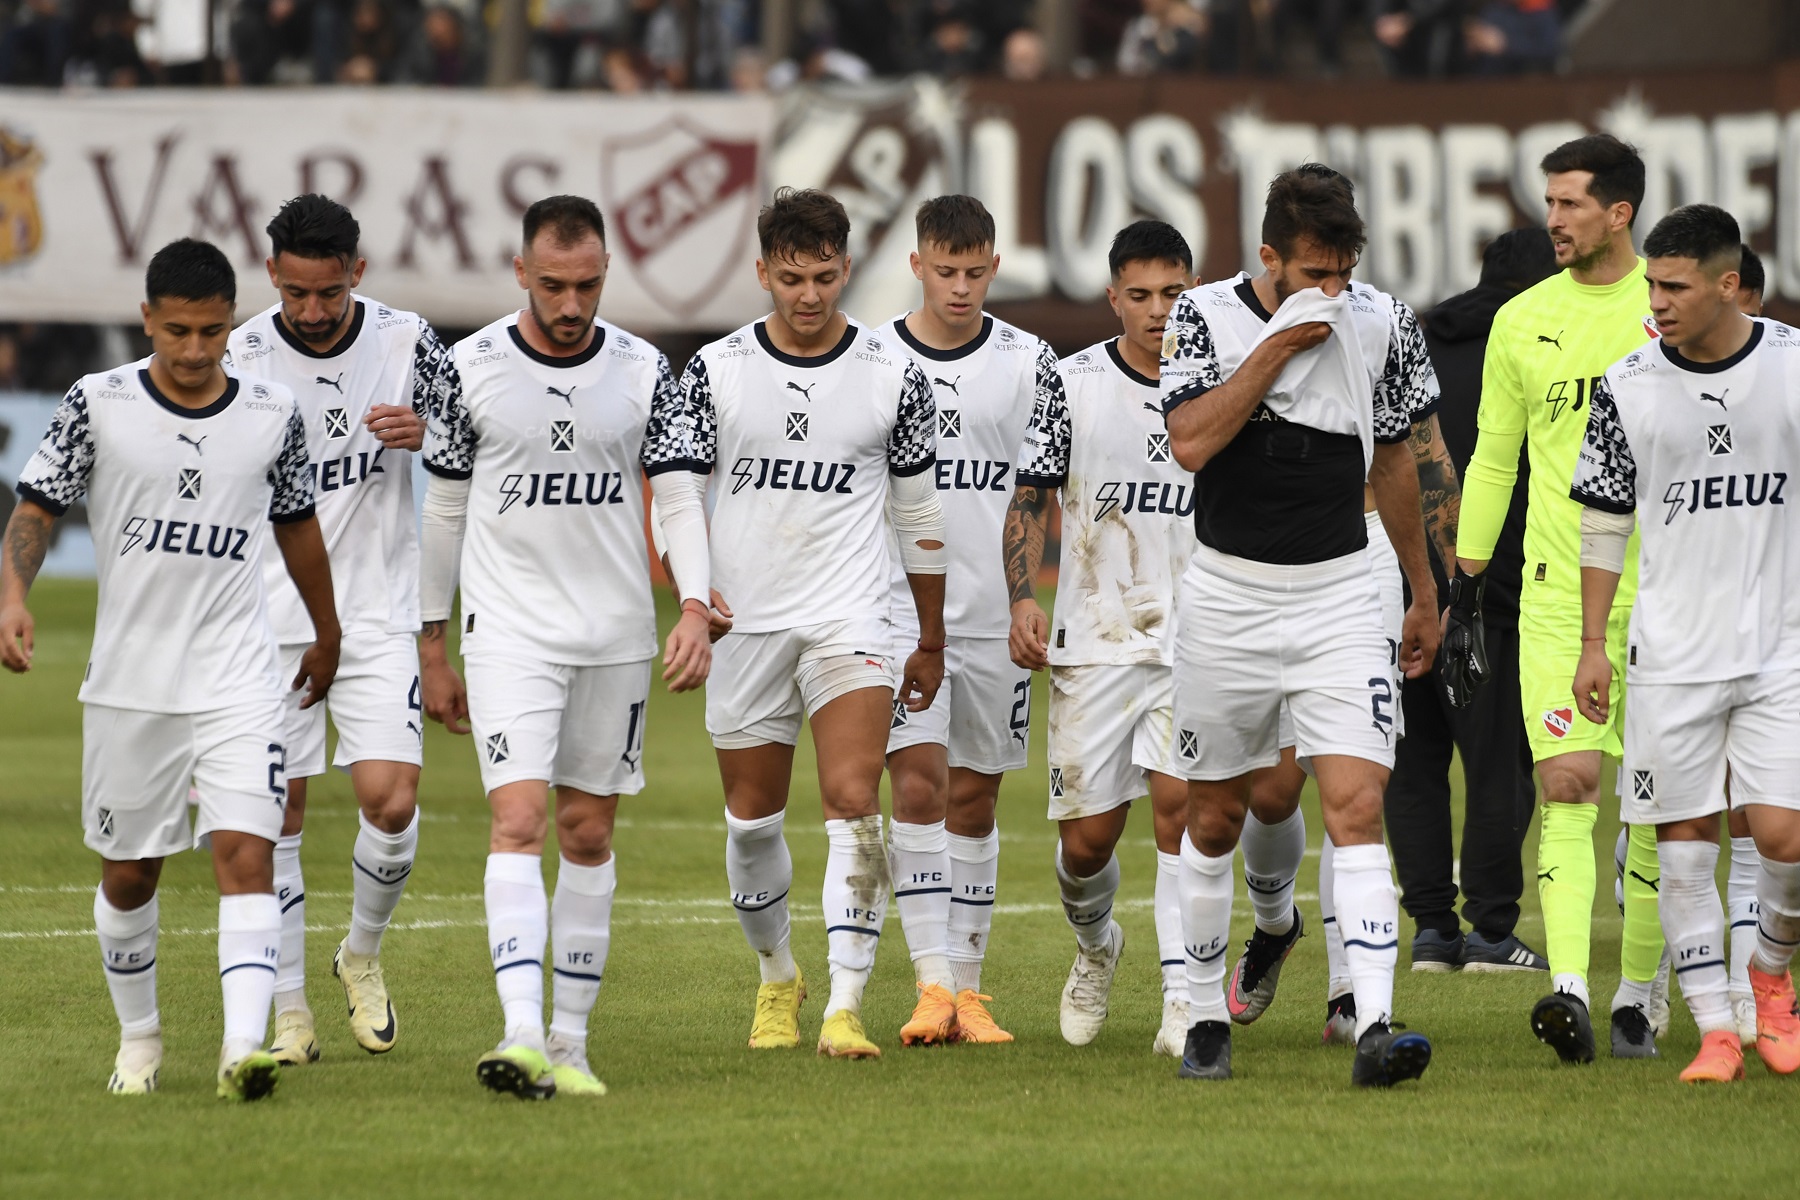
[419,472,470,623]
[888,469,946,574]
[648,471,710,606]
[1579,506,1635,574]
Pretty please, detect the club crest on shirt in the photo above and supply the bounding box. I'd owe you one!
[176,468,202,502]
[324,407,350,438]
[1147,432,1171,463]
[485,732,510,764]
[1707,424,1732,456]
[785,411,808,442]
[1178,729,1199,759]
[938,409,961,439]
[1542,707,1573,739]
[550,419,576,452]
[1631,770,1654,801]
[1049,767,1065,798]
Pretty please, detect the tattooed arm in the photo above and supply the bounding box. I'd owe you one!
[0,500,55,672]
[1004,483,1054,670]
[1408,413,1461,580]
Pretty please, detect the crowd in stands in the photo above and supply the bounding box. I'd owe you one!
[0,0,1585,90]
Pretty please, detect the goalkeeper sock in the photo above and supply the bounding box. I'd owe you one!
[1537,801,1598,1005]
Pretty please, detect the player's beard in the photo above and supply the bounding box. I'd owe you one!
[291,302,352,347]
[528,295,596,347]
[1562,230,1611,274]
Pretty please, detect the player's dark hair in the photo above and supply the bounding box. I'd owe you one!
[1539,133,1646,226]
[1108,220,1192,278]
[1478,226,1557,292]
[522,194,606,249]
[1293,161,1354,198]
[1740,243,1766,294]
[915,195,995,255]
[266,193,360,263]
[758,187,851,264]
[1643,204,1742,276]
[1261,166,1364,262]
[145,238,235,306]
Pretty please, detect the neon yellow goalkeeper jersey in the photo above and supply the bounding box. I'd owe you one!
[1457,260,1653,612]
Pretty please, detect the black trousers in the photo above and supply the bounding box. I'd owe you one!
[1384,624,1536,940]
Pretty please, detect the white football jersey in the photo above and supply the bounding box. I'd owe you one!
[645,318,935,634]
[426,315,674,666]
[1018,338,1198,666]
[16,360,312,713]
[1572,320,1800,683]
[231,298,459,645]
[878,314,1060,638]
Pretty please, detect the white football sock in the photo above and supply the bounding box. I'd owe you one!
[95,888,159,1038]
[346,808,418,957]
[485,852,547,1050]
[1658,839,1732,1032]
[823,814,888,1018]
[725,808,796,984]
[217,893,280,1052]
[947,827,999,993]
[1055,844,1119,953]
[1240,808,1303,935]
[889,819,953,989]
[272,832,308,1016]
[1319,831,1350,998]
[1753,856,1800,975]
[1728,836,1761,996]
[1332,841,1400,1039]
[550,855,615,1043]
[1179,832,1234,1024]
[1155,850,1185,1000]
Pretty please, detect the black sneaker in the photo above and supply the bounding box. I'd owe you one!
[1178,1020,1232,1080]
[1609,1003,1660,1059]
[1530,992,1596,1064]
[1226,908,1304,1024]
[1351,1021,1432,1088]
[1461,931,1548,973]
[1409,928,1464,973]
[1322,992,1357,1046]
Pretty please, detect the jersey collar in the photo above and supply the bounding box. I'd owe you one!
[1105,337,1157,389]
[273,300,365,359]
[890,313,992,362]
[754,318,855,368]
[1233,276,1274,323]
[140,367,240,419]
[508,320,606,368]
[1659,320,1763,375]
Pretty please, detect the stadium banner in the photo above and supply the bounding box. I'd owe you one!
[0,89,772,331]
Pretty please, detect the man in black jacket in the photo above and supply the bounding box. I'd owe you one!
[1387,228,1555,972]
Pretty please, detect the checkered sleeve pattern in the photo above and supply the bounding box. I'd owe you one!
[1570,374,1637,514]
[14,381,95,517]
[423,353,477,481]
[1160,293,1224,414]
[887,358,937,477]
[643,351,716,476]
[1016,345,1071,488]
[410,323,462,422]
[268,406,318,522]
[1374,298,1441,443]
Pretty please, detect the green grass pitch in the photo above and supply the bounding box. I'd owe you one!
[1,579,1796,1198]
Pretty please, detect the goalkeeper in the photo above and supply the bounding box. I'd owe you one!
[1443,133,1666,1064]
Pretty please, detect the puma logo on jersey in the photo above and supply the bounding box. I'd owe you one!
[933,376,961,396]
[1702,389,1729,411]
[176,433,206,456]
[316,373,345,393]
[785,381,816,402]
[1662,472,1786,523]
[1537,331,1563,349]
[1143,401,1161,413]
[546,384,577,406]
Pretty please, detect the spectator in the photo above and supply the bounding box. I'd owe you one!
[1077,0,1142,74]
[1117,0,1203,76]
[537,0,623,89]
[765,30,871,89]
[1372,0,1469,77]
[727,43,763,91]
[1000,25,1046,81]
[636,0,753,89]
[0,0,71,85]
[231,0,315,84]
[1466,0,1561,74]
[335,0,402,82]
[601,40,646,90]
[396,2,483,85]
[825,0,903,77]
[919,1,984,78]
[1384,226,1558,971]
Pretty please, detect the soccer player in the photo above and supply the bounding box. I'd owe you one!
[229,194,460,1065]
[1448,133,1667,1062]
[418,195,714,1099]
[878,194,1059,1046]
[645,187,945,1059]
[1572,202,1800,1084]
[1004,219,1198,1055]
[0,239,337,1100]
[1161,167,1440,1086]
[1735,243,1764,315]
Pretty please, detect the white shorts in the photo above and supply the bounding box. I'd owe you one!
[465,653,651,797]
[707,618,897,749]
[887,634,1030,773]
[280,632,424,779]
[1173,544,1397,781]
[82,699,289,860]
[1047,662,1179,819]
[1621,670,1800,824]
